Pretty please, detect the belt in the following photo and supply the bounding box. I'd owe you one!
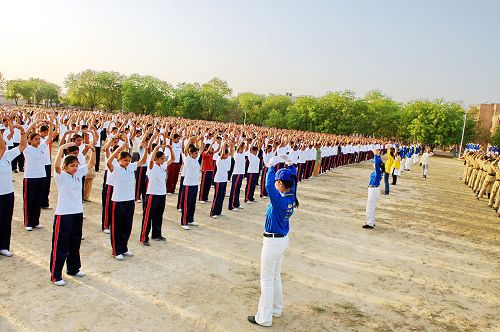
[368,185,378,188]
[263,232,285,238]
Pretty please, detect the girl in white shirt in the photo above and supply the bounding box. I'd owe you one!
[210,141,234,218]
[0,122,27,257]
[50,142,96,286]
[228,142,247,211]
[179,138,201,230]
[140,144,174,245]
[260,143,275,197]
[107,141,148,260]
[245,143,261,203]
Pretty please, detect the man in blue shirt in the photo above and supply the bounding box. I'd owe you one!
[248,156,298,327]
[364,148,384,229]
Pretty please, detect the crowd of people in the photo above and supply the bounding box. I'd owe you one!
[462,148,500,217]
[0,106,429,327]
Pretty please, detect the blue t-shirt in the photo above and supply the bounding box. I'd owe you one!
[264,165,298,236]
[368,155,384,187]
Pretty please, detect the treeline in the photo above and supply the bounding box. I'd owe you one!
[1,69,481,146]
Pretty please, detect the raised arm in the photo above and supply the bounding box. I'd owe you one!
[54,142,76,174]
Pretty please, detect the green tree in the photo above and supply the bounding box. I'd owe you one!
[4,80,24,105]
[285,96,318,131]
[122,74,174,115]
[65,70,106,110]
[364,90,402,138]
[260,95,293,127]
[237,92,265,125]
[0,71,5,95]
[172,83,203,118]
[99,71,125,111]
[201,78,232,121]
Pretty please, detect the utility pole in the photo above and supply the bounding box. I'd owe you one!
[458,108,467,159]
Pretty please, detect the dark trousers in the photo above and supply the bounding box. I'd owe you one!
[110,200,135,256]
[176,176,185,210]
[384,172,390,194]
[166,163,181,194]
[297,163,305,182]
[0,193,14,250]
[101,179,113,231]
[140,194,166,242]
[392,171,398,185]
[245,173,258,202]
[135,165,148,201]
[180,185,198,226]
[199,170,214,202]
[23,177,44,227]
[11,143,24,171]
[95,146,101,172]
[260,167,268,196]
[41,164,51,208]
[228,174,244,210]
[49,213,83,282]
[210,182,227,216]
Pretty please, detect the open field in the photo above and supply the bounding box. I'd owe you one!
[0,156,499,331]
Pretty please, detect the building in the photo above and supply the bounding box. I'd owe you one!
[478,103,500,133]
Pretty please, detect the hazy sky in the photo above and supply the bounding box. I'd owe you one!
[1,0,499,105]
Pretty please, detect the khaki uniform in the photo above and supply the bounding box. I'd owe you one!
[474,159,487,192]
[468,158,480,188]
[488,164,500,207]
[478,160,497,199]
[465,155,474,184]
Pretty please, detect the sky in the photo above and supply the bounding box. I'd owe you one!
[0,0,499,106]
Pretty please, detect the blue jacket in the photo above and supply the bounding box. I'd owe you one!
[368,155,384,187]
[264,165,298,236]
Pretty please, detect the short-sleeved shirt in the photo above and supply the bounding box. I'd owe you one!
[146,163,167,195]
[23,145,48,178]
[183,155,200,186]
[54,165,88,215]
[0,148,21,195]
[213,155,231,183]
[247,152,260,173]
[232,152,246,175]
[111,162,138,201]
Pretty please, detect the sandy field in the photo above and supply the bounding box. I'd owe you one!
[0,156,499,331]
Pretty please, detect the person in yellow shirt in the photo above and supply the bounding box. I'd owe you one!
[384,147,395,195]
[391,148,402,185]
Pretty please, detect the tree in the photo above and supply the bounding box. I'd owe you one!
[364,90,402,138]
[237,92,265,125]
[64,70,106,110]
[4,80,23,105]
[172,83,203,119]
[260,95,293,127]
[122,74,174,115]
[201,78,232,121]
[99,71,125,111]
[0,71,5,95]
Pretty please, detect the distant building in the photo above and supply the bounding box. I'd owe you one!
[478,103,500,133]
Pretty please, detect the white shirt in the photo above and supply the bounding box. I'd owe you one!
[40,137,52,165]
[232,152,246,175]
[247,152,260,173]
[106,159,119,186]
[77,145,87,168]
[2,129,14,147]
[0,148,20,195]
[146,163,167,195]
[171,140,182,163]
[23,145,48,178]
[54,166,88,215]
[183,155,200,186]
[111,162,138,201]
[131,137,142,154]
[214,155,230,183]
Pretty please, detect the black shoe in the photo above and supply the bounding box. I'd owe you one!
[13,170,18,173]
[362,224,374,229]
[142,241,150,246]
[247,316,260,326]
[152,236,166,241]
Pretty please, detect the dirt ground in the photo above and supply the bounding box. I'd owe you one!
[0,156,498,331]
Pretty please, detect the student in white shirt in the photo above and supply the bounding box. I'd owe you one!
[245,142,261,203]
[107,139,148,260]
[101,136,121,233]
[179,137,201,230]
[210,141,234,218]
[0,121,27,257]
[39,121,57,209]
[140,144,175,245]
[50,142,96,286]
[228,142,247,211]
[260,143,276,198]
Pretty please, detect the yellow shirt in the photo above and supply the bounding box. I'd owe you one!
[385,154,394,173]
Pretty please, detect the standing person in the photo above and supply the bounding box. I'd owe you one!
[101,137,120,234]
[199,142,216,203]
[107,140,148,261]
[363,148,384,229]
[140,144,175,246]
[166,133,183,194]
[50,142,96,286]
[23,119,50,231]
[248,157,298,328]
[210,141,234,219]
[260,143,275,197]
[0,122,27,257]
[39,118,57,210]
[391,148,401,185]
[245,143,261,204]
[228,142,247,211]
[179,136,201,230]
[420,148,434,179]
[384,148,394,195]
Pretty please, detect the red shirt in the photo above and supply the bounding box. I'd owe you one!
[202,151,214,171]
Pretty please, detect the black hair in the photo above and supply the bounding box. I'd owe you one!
[63,155,79,167]
[40,125,49,132]
[204,143,210,151]
[82,124,89,130]
[119,151,132,160]
[278,174,299,208]
[155,151,165,160]
[188,145,199,153]
[173,134,180,139]
[67,146,79,154]
[111,145,119,152]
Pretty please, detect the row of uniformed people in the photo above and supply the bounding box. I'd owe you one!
[462,151,500,217]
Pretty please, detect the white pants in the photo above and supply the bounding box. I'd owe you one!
[365,187,380,226]
[399,159,405,173]
[413,154,419,164]
[423,164,429,176]
[405,157,412,171]
[255,235,289,326]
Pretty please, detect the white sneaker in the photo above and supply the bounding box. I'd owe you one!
[181,225,190,230]
[177,208,182,212]
[25,226,33,231]
[190,221,199,226]
[212,215,219,219]
[103,229,111,234]
[273,313,282,318]
[166,192,172,196]
[54,279,66,286]
[72,271,86,277]
[237,206,244,210]
[42,206,53,210]
[0,249,13,257]
[123,251,134,257]
[115,254,124,261]
[81,236,85,240]
[34,225,43,229]
[198,200,206,204]
[245,201,252,204]
[220,212,225,216]
[229,208,239,212]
